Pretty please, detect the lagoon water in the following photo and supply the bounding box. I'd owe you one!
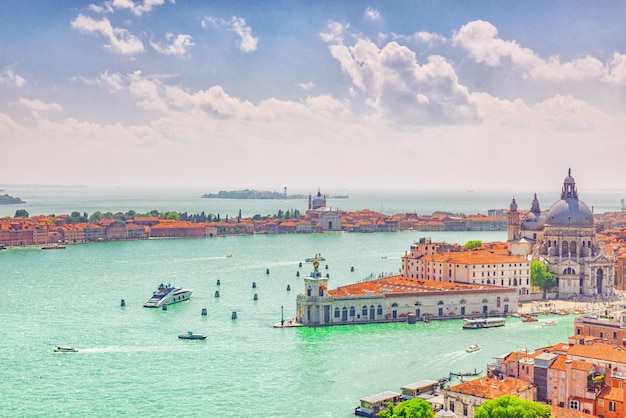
[0,186,617,417]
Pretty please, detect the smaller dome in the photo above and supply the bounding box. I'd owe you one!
[521,211,546,231]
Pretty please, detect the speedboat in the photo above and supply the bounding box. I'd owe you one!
[143,283,192,308]
[178,331,206,340]
[54,346,77,353]
[542,320,557,327]
[465,344,481,353]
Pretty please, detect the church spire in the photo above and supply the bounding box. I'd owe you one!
[561,169,578,200]
[530,193,540,214]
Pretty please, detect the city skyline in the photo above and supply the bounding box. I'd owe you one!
[1,1,626,191]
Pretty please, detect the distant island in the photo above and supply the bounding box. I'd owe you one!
[202,189,349,200]
[202,189,308,199]
[0,194,25,205]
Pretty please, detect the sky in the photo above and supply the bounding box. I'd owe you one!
[1,0,626,192]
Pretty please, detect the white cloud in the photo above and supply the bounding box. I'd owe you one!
[298,81,315,90]
[150,33,194,56]
[324,27,477,125]
[320,21,348,44]
[109,0,166,16]
[0,68,26,87]
[393,31,447,48]
[100,71,126,91]
[202,16,258,53]
[18,98,63,112]
[71,14,144,55]
[230,17,258,53]
[364,7,381,22]
[453,20,626,84]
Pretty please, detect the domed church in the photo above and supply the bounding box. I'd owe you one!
[508,170,615,299]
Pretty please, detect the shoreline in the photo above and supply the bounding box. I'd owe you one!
[518,293,626,316]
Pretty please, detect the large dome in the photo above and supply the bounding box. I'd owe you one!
[546,199,594,227]
[545,170,593,228]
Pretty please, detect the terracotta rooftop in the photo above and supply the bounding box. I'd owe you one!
[327,275,510,298]
[568,342,626,364]
[447,375,534,399]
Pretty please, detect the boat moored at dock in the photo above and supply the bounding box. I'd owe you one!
[354,391,402,417]
[143,283,192,308]
[462,317,506,329]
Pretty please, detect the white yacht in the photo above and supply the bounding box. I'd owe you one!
[143,283,192,308]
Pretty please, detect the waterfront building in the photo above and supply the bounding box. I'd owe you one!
[492,337,626,416]
[442,375,536,417]
[305,189,342,232]
[508,170,616,299]
[401,238,532,301]
[295,261,518,326]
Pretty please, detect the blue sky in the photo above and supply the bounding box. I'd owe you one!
[1,0,626,192]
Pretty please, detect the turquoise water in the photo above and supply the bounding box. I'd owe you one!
[0,230,576,417]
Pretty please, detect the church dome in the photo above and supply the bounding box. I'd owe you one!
[521,193,545,231]
[545,170,594,228]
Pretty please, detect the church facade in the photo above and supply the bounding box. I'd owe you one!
[508,170,615,299]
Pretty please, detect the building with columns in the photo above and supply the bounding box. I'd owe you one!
[508,170,615,299]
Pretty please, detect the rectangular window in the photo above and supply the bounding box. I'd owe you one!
[609,401,616,412]
[569,400,579,410]
[449,401,454,412]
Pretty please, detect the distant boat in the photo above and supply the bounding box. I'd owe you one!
[465,344,481,353]
[541,320,556,327]
[178,331,206,340]
[54,346,77,353]
[42,244,66,250]
[305,253,325,262]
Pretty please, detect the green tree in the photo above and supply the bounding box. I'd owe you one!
[377,398,434,418]
[474,395,552,418]
[164,211,180,220]
[464,240,483,250]
[14,209,29,218]
[89,211,103,223]
[530,260,556,299]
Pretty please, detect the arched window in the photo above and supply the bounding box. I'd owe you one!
[342,307,348,321]
[562,241,569,257]
[377,305,383,315]
[362,306,368,316]
[334,307,340,318]
[437,300,444,305]
[459,299,466,304]
[307,286,312,297]
[564,267,576,275]
[319,287,324,296]
[571,241,577,256]
[349,306,355,317]
[482,298,488,303]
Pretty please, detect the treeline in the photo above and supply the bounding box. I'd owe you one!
[11,208,302,223]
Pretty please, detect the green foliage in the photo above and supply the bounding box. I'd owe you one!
[89,211,103,223]
[464,240,483,250]
[14,209,29,218]
[377,398,434,418]
[474,395,552,418]
[530,260,556,296]
[164,211,180,220]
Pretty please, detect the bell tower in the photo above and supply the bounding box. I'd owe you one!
[297,260,330,325]
[507,197,520,241]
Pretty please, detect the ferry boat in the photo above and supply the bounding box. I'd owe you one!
[42,244,66,250]
[143,283,192,308]
[305,253,325,262]
[178,331,207,340]
[462,317,506,329]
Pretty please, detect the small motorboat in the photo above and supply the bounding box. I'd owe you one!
[178,331,207,340]
[54,346,78,353]
[542,320,557,327]
[465,344,481,353]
